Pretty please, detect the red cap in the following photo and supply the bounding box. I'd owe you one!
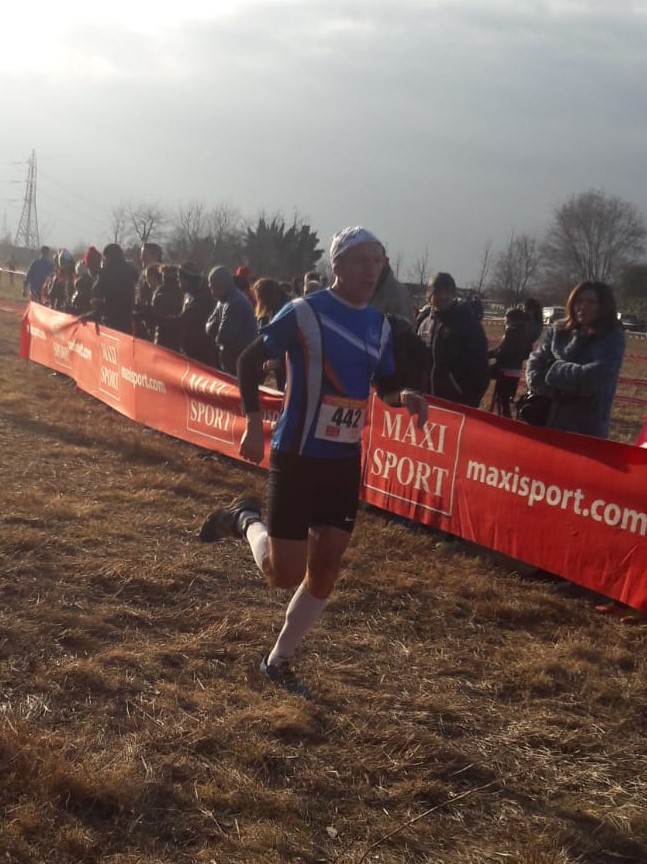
[235,265,251,278]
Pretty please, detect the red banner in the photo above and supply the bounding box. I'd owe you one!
[20,303,283,469]
[20,304,647,613]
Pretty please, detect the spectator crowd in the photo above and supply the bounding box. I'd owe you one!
[22,239,626,439]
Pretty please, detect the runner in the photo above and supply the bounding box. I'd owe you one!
[200,226,427,695]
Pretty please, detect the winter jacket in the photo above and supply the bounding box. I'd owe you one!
[205,285,258,375]
[525,324,625,439]
[372,266,415,326]
[489,319,535,373]
[417,300,490,407]
[179,286,216,365]
[150,284,184,351]
[92,260,137,335]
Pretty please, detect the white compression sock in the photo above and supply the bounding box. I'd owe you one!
[245,520,270,572]
[267,583,328,666]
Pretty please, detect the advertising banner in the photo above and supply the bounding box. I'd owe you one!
[362,396,647,612]
[20,304,647,612]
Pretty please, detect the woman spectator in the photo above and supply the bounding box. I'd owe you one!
[252,277,291,390]
[150,264,183,351]
[253,278,291,327]
[525,281,625,438]
[489,306,535,417]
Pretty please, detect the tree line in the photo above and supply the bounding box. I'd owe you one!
[466,189,647,310]
[109,202,324,283]
[4,188,646,311]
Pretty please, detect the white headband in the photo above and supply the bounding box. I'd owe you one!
[329,226,382,265]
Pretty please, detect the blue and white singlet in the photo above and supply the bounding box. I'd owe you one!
[261,288,395,458]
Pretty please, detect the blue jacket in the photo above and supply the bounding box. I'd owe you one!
[24,257,55,300]
[525,324,625,438]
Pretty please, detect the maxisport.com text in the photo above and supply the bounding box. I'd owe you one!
[121,367,166,393]
[466,460,647,537]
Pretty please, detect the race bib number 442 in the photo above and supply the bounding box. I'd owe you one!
[314,396,367,444]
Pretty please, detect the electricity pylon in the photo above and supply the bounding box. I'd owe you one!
[14,150,40,249]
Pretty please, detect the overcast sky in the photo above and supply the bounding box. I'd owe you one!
[1,0,646,284]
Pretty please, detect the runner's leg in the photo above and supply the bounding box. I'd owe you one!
[267,526,350,665]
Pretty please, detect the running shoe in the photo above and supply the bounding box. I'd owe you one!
[259,655,311,699]
[198,495,262,542]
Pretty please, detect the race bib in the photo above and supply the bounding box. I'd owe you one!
[314,396,367,444]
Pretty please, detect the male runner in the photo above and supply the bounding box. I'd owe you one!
[200,226,427,694]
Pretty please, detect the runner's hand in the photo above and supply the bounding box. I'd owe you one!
[400,389,428,429]
[239,414,265,464]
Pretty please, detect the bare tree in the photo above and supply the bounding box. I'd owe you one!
[167,202,209,262]
[110,204,128,245]
[127,202,167,246]
[208,203,243,247]
[389,250,405,279]
[491,232,539,303]
[408,247,432,286]
[474,240,492,294]
[166,201,245,271]
[543,189,647,284]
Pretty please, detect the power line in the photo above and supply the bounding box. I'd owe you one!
[37,187,112,235]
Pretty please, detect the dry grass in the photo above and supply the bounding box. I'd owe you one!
[1,306,647,864]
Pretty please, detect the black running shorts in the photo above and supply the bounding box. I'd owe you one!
[267,450,362,541]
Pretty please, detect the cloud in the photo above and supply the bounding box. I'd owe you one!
[1,0,646,279]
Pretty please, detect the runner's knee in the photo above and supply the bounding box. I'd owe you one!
[266,556,306,591]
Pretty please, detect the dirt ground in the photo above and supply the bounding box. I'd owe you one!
[1,306,646,864]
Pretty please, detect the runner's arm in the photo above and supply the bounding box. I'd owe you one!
[237,337,272,413]
[237,337,273,464]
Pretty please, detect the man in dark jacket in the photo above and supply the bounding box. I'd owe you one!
[91,244,138,334]
[205,266,257,375]
[417,272,489,408]
[178,262,215,365]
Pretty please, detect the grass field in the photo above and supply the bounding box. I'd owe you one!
[1,300,647,864]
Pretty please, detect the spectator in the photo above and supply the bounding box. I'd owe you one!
[524,297,543,343]
[70,246,102,315]
[253,278,291,328]
[489,306,535,417]
[138,242,163,307]
[372,256,415,325]
[91,243,138,334]
[468,291,484,321]
[417,272,490,407]
[23,246,55,302]
[150,265,184,351]
[205,266,258,375]
[525,281,625,438]
[234,265,255,307]
[177,262,215,365]
[253,278,291,390]
[302,270,323,296]
[44,249,75,311]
